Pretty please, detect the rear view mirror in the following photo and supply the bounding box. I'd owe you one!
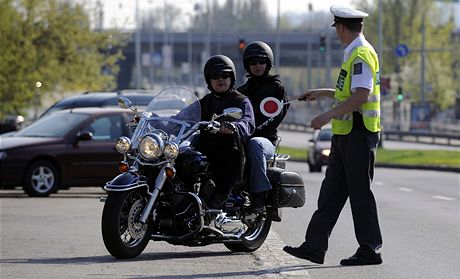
[222,107,242,120]
[118,97,132,109]
[118,96,138,113]
[76,131,93,141]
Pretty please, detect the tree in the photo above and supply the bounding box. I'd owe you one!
[0,0,126,119]
[357,0,459,110]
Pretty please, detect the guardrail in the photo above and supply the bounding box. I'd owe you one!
[279,123,460,147]
[383,130,460,146]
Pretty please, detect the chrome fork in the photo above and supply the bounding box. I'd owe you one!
[139,166,167,223]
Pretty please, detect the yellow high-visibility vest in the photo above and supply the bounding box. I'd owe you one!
[332,46,381,135]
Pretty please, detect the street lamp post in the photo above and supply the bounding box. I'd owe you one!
[34,81,42,120]
[275,0,281,74]
[135,0,142,89]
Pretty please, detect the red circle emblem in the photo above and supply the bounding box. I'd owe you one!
[260,97,283,118]
[264,100,279,114]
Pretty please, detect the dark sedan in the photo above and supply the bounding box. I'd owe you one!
[307,125,332,172]
[0,107,133,196]
[40,90,155,118]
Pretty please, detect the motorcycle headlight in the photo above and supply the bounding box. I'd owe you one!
[139,134,163,160]
[163,142,179,159]
[115,136,132,154]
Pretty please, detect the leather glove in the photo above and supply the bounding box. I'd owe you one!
[219,121,236,134]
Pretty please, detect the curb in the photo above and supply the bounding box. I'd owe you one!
[253,230,311,278]
[374,163,460,173]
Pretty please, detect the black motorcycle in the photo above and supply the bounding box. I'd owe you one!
[101,87,306,259]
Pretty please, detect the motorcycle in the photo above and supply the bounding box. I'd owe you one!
[101,87,306,259]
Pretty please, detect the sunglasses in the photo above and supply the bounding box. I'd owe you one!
[248,58,267,66]
[210,72,232,80]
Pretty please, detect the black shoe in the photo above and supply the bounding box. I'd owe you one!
[283,242,324,264]
[340,249,382,266]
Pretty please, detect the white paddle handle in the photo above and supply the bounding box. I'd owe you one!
[283,99,301,105]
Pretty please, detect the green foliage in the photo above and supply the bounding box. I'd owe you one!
[358,0,458,110]
[0,0,126,118]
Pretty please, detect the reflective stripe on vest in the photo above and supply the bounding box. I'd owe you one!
[332,46,381,135]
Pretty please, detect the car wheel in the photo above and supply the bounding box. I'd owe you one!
[308,162,321,173]
[23,160,60,197]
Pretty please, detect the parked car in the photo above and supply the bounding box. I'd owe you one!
[0,107,134,197]
[0,114,25,134]
[307,125,332,172]
[39,90,155,118]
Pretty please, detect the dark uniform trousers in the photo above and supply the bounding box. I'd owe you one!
[305,114,382,257]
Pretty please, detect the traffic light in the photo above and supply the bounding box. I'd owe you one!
[319,35,326,53]
[397,86,404,101]
[238,39,246,55]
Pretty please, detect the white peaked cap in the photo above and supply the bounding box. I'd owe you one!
[330,5,369,18]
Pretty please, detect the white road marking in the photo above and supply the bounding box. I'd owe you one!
[432,195,455,201]
[398,187,414,192]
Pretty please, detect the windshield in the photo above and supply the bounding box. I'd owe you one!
[318,128,332,141]
[14,112,88,137]
[131,87,201,147]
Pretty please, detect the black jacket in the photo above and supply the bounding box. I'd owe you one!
[237,75,289,145]
[198,88,255,190]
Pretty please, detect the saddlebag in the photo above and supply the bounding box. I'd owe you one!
[267,167,305,208]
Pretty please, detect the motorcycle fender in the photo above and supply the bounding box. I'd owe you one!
[104,172,148,192]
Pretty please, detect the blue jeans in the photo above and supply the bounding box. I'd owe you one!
[246,137,275,193]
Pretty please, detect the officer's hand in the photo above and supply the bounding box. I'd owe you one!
[219,121,235,134]
[311,112,332,130]
[298,89,318,101]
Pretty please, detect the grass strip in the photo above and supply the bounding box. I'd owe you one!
[278,146,460,168]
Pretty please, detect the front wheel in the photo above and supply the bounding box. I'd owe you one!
[101,189,152,259]
[308,161,322,173]
[224,215,272,252]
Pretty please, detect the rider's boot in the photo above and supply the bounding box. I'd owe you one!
[250,191,268,213]
[207,191,229,209]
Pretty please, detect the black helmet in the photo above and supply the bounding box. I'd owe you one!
[243,41,274,72]
[203,55,236,87]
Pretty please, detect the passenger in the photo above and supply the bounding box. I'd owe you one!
[237,41,289,213]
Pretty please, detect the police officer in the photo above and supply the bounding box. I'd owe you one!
[199,55,255,209]
[237,41,289,213]
[283,5,383,266]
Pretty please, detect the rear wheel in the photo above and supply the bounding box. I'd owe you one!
[224,214,272,252]
[101,189,152,259]
[23,160,59,197]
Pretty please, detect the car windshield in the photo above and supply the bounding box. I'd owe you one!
[131,87,201,147]
[14,112,88,137]
[318,129,332,141]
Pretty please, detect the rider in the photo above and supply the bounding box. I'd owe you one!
[237,41,289,213]
[198,55,256,209]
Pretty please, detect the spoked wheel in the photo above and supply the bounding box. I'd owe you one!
[224,214,272,252]
[101,189,152,259]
